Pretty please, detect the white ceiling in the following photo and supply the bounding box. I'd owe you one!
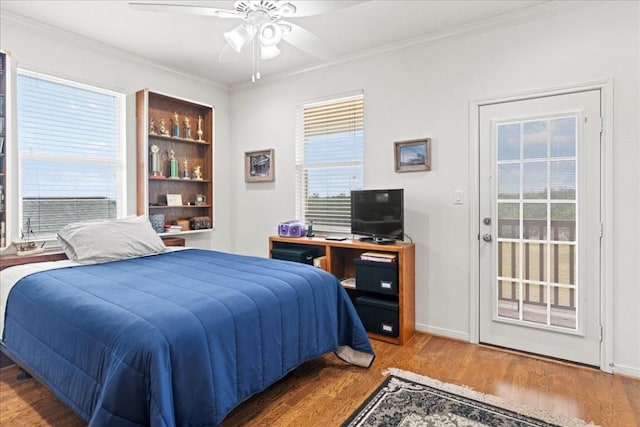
[1,0,553,87]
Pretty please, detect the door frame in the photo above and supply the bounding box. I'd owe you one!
[468,80,614,373]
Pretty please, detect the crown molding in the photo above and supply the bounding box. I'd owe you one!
[230,0,601,92]
[0,9,230,93]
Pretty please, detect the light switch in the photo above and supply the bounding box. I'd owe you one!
[454,190,463,204]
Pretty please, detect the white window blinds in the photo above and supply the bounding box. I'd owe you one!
[295,92,363,233]
[17,70,125,238]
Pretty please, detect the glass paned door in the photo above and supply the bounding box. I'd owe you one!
[479,90,601,366]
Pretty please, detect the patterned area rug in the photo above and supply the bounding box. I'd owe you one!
[342,368,598,427]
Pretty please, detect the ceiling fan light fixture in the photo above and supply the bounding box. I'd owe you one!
[224,24,256,52]
[260,44,281,60]
[259,22,283,46]
[278,2,296,17]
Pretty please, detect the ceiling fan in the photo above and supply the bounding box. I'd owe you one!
[129,1,358,82]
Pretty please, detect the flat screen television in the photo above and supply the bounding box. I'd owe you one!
[350,189,404,244]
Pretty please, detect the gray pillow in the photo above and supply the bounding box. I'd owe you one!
[57,216,166,264]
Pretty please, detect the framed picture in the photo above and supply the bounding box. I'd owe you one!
[166,194,183,206]
[245,149,275,182]
[394,138,431,172]
[195,194,206,206]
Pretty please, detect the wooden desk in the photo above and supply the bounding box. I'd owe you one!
[269,236,415,345]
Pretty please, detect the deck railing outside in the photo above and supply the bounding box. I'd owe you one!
[497,218,576,312]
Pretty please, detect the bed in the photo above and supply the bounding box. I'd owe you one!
[0,218,374,427]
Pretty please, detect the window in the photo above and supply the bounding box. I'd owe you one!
[17,70,125,238]
[295,92,363,233]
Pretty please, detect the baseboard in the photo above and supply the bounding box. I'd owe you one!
[613,363,640,379]
[415,323,470,342]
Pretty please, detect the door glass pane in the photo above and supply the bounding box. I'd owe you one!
[497,280,520,320]
[523,161,547,199]
[550,117,576,158]
[551,203,576,242]
[550,160,576,200]
[523,243,545,281]
[523,203,547,240]
[550,243,576,285]
[497,242,520,279]
[523,283,547,324]
[550,285,577,329]
[497,123,520,161]
[523,120,547,159]
[498,203,519,238]
[498,163,520,199]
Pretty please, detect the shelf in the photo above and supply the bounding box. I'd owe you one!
[156,228,212,237]
[149,133,210,145]
[149,204,210,209]
[149,177,210,183]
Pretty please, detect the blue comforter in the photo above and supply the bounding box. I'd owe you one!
[3,249,374,426]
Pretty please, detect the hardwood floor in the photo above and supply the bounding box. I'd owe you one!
[1,333,638,426]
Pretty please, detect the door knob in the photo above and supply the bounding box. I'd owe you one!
[483,217,491,225]
[482,234,492,242]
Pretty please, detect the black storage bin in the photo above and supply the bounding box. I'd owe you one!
[271,247,316,265]
[355,296,399,337]
[355,259,398,295]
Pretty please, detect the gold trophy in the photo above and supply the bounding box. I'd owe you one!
[196,115,204,142]
[159,118,170,136]
[149,117,157,135]
[192,165,203,180]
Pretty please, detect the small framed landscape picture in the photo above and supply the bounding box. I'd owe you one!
[166,194,183,206]
[245,149,275,182]
[394,138,431,172]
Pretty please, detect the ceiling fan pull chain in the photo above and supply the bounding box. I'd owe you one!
[251,38,256,83]
[256,43,261,80]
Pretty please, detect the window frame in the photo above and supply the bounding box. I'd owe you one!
[16,68,126,241]
[295,91,364,234]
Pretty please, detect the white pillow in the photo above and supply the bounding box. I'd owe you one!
[57,216,166,264]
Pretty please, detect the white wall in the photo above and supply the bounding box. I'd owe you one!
[229,2,640,375]
[0,16,233,252]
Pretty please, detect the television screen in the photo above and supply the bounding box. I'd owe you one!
[350,189,404,242]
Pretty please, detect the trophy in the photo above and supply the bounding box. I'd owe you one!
[196,115,204,142]
[182,159,190,179]
[171,112,180,137]
[150,144,161,177]
[183,116,192,139]
[159,118,170,136]
[192,165,203,180]
[169,149,179,179]
[149,117,157,135]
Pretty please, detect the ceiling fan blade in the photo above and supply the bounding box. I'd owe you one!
[291,1,365,17]
[129,2,242,18]
[281,22,332,60]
